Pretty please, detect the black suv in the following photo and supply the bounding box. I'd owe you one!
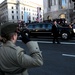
[23,22,73,40]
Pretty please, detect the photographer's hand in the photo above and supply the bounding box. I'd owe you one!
[20,29,30,44]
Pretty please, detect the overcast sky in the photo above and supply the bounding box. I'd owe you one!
[0,0,4,3]
[0,0,43,4]
[29,0,43,4]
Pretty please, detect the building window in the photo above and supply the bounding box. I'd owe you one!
[12,6,13,9]
[17,16,18,20]
[70,0,71,3]
[22,15,23,19]
[12,15,14,20]
[24,7,25,10]
[62,0,66,9]
[50,0,52,6]
[48,0,50,8]
[33,17,34,20]
[58,0,62,9]
[62,0,66,6]
[59,0,62,6]
[29,13,31,15]
[21,11,23,14]
[54,0,56,5]
[16,6,18,9]
[12,11,14,13]
[16,11,18,14]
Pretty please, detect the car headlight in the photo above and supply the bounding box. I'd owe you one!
[25,33,28,36]
[73,29,75,33]
[36,30,38,31]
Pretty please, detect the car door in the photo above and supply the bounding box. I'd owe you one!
[27,24,36,36]
[35,23,53,36]
[36,23,46,36]
[46,23,53,36]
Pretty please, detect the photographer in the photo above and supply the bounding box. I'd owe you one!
[0,23,43,75]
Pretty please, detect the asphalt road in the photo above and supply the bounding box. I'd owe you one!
[16,39,75,75]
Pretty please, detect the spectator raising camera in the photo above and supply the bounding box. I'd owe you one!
[0,22,43,75]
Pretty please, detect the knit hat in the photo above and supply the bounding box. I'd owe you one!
[1,22,18,37]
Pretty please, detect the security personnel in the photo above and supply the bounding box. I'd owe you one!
[0,22,43,75]
[52,20,60,44]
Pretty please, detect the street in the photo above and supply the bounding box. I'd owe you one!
[0,0,75,75]
[16,38,75,75]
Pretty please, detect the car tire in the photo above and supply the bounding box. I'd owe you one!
[61,32,69,40]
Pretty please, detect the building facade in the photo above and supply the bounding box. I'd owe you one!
[0,0,43,23]
[43,0,75,23]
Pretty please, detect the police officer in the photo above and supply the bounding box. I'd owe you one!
[0,22,43,75]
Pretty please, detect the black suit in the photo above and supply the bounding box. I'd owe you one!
[52,24,60,44]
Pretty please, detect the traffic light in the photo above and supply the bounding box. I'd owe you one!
[72,0,75,2]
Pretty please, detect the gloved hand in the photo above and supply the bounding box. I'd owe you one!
[20,29,30,44]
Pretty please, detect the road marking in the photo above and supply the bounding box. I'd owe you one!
[17,40,75,45]
[62,54,75,57]
[37,41,75,45]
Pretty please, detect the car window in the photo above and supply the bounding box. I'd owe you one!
[35,24,43,29]
[35,24,40,28]
[28,25,33,28]
[28,23,52,29]
[28,24,35,29]
[47,24,52,29]
[42,24,46,28]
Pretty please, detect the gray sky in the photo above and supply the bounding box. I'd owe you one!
[0,0,43,4]
[29,0,43,4]
[0,0,4,3]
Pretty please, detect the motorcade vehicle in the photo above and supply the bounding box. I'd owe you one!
[21,22,74,40]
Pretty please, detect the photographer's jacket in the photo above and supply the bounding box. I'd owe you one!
[0,41,43,75]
